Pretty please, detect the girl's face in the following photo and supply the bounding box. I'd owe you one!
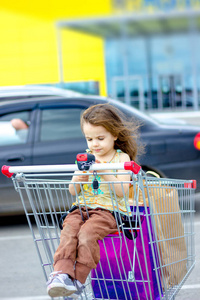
[83,122,117,159]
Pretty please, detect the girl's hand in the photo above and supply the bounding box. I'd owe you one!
[95,159,109,173]
[76,172,89,182]
[95,159,101,164]
[77,175,89,182]
[69,171,89,196]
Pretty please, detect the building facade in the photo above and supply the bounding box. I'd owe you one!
[58,0,200,110]
[1,1,200,110]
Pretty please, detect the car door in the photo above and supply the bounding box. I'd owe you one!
[32,102,89,165]
[0,109,35,215]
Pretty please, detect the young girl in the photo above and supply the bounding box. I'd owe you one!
[47,103,141,298]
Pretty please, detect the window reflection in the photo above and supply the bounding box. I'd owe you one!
[0,111,30,146]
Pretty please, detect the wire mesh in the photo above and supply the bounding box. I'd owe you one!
[11,169,195,300]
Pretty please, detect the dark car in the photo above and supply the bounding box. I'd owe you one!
[0,85,82,101]
[0,91,200,216]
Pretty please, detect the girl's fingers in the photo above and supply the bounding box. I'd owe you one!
[78,175,89,181]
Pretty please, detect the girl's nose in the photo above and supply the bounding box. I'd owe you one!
[93,139,99,146]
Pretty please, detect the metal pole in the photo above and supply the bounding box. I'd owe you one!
[189,18,199,111]
[145,37,153,110]
[120,22,131,106]
[55,25,64,86]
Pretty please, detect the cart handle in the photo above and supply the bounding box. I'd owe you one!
[1,161,141,178]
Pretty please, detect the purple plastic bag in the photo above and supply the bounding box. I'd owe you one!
[91,207,162,299]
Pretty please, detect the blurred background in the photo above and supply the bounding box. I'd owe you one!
[1,0,200,111]
[1,2,200,299]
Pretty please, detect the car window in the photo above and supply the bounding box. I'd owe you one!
[40,108,84,142]
[0,111,30,146]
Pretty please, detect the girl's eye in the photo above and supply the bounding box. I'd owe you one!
[87,139,92,142]
[98,137,104,140]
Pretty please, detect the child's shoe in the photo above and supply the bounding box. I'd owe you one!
[68,280,85,299]
[47,271,77,297]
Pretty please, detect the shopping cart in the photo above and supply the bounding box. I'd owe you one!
[2,158,196,300]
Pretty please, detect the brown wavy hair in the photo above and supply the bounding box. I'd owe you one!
[81,103,143,162]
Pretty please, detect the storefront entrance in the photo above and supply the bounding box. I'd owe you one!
[111,75,145,110]
[158,74,186,109]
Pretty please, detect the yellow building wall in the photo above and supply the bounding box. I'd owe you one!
[0,1,197,95]
[0,11,58,86]
[61,29,106,94]
[0,1,111,95]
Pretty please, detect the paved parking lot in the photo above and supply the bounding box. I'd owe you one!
[0,199,200,300]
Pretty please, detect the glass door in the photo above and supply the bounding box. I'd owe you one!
[158,74,185,109]
[112,75,145,111]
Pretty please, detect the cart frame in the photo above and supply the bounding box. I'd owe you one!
[2,161,196,300]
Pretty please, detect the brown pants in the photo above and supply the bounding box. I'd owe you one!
[53,208,117,283]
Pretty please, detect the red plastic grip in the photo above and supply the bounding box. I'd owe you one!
[184,180,197,189]
[124,161,141,174]
[193,180,197,189]
[77,153,88,161]
[1,165,14,178]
